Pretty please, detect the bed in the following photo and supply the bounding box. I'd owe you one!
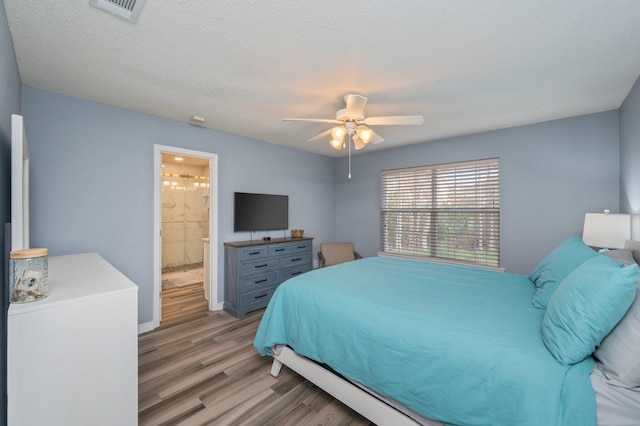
[253,238,640,426]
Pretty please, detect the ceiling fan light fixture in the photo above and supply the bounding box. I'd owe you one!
[330,138,343,150]
[356,126,373,144]
[280,94,424,176]
[331,126,346,140]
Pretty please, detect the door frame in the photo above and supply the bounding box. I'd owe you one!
[152,144,219,329]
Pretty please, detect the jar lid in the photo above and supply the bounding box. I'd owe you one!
[10,248,48,259]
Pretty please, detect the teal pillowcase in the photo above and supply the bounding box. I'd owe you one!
[529,236,598,309]
[541,255,638,366]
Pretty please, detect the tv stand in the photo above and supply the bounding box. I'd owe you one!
[224,237,313,318]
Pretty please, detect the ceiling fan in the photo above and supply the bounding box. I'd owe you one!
[282,94,425,151]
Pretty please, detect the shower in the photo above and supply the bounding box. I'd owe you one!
[160,155,210,289]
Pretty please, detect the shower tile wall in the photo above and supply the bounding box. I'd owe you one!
[162,163,210,271]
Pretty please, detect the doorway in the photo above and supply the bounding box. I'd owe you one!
[153,145,219,329]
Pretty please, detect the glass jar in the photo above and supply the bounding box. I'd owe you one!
[9,248,49,303]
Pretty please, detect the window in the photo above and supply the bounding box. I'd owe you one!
[380,158,500,268]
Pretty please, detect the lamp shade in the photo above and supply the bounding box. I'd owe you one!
[353,136,366,150]
[356,126,373,144]
[329,138,343,150]
[331,126,346,140]
[582,213,631,249]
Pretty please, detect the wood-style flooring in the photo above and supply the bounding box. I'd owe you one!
[139,284,373,425]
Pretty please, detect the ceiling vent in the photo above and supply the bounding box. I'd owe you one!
[89,0,146,24]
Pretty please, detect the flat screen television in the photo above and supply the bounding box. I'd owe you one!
[234,192,288,232]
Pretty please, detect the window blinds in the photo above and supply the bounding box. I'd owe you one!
[380,158,500,267]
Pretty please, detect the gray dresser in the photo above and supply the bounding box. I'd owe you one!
[224,237,313,318]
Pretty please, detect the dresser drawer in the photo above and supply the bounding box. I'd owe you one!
[290,241,312,254]
[240,257,280,276]
[281,252,311,269]
[241,287,276,310]
[241,272,279,293]
[239,246,268,261]
[268,244,291,256]
[281,265,312,282]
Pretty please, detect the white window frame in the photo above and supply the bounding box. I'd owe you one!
[380,158,500,269]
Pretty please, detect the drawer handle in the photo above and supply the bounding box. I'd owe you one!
[255,278,268,284]
[249,251,261,255]
[275,248,285,252]
[291,271,302,276]
[254,264,268,268]
[291,257,302,262]
[254,294,268,299]
[297,245,307,249]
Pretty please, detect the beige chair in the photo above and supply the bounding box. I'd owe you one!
[318,242,362,267]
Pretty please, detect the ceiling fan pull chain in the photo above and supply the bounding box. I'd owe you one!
[348,133,352,179]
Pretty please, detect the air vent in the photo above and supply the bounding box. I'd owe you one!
[89,0,146,24]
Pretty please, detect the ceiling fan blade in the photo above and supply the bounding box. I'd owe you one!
[371,131,385,144]
[362,115,425,126]
[344,94,368,119]
[308,128,332,142]
[282,118,341,124]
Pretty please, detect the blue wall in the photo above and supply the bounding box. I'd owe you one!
[21,87,337,326]
[335,111,621,274]
[20,85,627,326]
[620,74,640,239]
[0,0,21,423]
[15,77,640,328]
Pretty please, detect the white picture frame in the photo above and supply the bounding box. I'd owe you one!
[11,114,30,251]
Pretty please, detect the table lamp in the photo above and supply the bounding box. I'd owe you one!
[582,211,631,250]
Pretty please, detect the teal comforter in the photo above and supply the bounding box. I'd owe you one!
[254,257,596,426]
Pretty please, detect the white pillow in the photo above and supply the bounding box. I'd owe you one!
[595,249,640,388]
[624,240,640,265]
[602,248,636,267]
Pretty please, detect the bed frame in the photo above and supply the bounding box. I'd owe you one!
[270,346,442,426]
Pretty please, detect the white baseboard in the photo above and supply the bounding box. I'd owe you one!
[138,321,156,335]
[137,303,224,335]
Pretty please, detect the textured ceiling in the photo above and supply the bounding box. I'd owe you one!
[5,1,640,157]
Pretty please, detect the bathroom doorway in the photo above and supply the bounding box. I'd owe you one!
[153,145,219,329]
[161,153,208,320]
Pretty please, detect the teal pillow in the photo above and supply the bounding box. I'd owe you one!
[542,255,638,366]
[529,236,598,309]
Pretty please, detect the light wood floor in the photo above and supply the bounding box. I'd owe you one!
[139,284,373,425]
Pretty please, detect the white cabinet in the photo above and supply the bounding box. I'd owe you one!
[8,252,138,426]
